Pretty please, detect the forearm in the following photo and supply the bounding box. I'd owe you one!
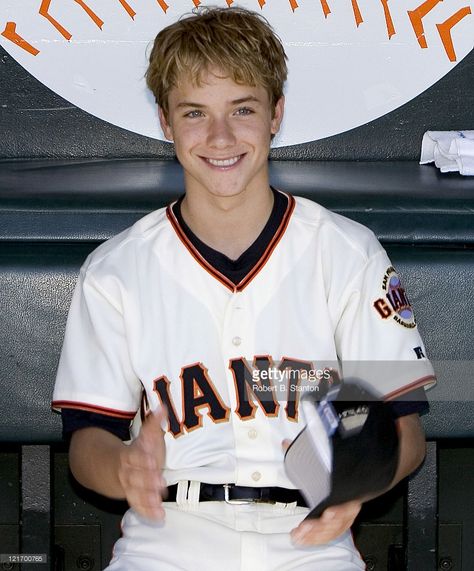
[363,412,426,502]
[390,412,426,487]
[69,427,127,499]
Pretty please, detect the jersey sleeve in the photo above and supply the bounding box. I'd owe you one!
[390,387,430,417]
[52,264,142,421]
[61,408,132,441]
[334,247,436,400]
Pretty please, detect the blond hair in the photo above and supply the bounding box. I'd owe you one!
[146,6,287,117]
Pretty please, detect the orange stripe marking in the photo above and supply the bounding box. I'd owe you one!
[166,206,236,292]
[381,0,396,39]
[407,0,442,49]
[236,192,296,292]
[52,400,137,419]
[351,0,363,27]
[39,0,72,40]
[384,375,436,401]
[289,0,299,12]
[1,22,40,56]
[436,6,472,62]
[320,0,331,18]
[74,0,104,29]
[117,0,136,20]
[166,191,295,294]
[156,0,169,12]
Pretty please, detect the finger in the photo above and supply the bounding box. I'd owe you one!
[129,493,166,522]
[291,502,362,546]
[291,520,340,546]
[119,466,164,491]
[122,447,160,470]
[121,472,166,521]
[139,406,168,449]
[141,405,168,437]
[291,521,322,546]
[135,506,166,522]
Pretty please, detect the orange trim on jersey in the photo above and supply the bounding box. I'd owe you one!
[166,206,236,291]
[235,192,296,292]
[384,375,436,401]
[51,400,137,419]
[166,191,296,293]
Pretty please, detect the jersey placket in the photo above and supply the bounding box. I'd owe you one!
[222,290,277,487]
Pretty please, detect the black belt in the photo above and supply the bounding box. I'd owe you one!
[166,483,306,506]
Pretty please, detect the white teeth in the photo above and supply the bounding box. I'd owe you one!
[207,156,241,167]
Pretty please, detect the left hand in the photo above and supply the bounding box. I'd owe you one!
[281,438,362,546]
[291,500,362,546]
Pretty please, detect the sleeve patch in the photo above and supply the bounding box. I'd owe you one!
[373,266,416,329]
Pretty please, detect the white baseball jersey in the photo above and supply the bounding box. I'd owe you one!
[53,190,436,491]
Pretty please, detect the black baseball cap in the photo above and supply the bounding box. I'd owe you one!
[284,380,400,519]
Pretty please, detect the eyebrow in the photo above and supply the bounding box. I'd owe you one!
[176,96,261,109]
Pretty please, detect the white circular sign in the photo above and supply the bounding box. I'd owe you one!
[0,0,472,146]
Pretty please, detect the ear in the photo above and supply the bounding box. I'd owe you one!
[158,107,173,141]
[270,96,285,136]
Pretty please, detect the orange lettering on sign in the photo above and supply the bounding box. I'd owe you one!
[74,0,104,29]
[320,0,331,18]
[381,0,396,38]
[117,0,136,20]
[407,0,442,49]
[1,22,40,56]
[156,0,169,12]
[436,6,472,61]
[351,0,363,27]
[39,0,72,40]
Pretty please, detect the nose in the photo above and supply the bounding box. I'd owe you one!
[206,116,236,149]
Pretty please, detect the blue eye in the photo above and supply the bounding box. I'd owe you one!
[185,110,203,118]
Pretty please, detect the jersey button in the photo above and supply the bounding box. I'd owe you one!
[232,336,242,346]
[248,429,258,440]
[251,471,262,482]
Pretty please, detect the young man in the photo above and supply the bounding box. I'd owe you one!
[53,7,435,570]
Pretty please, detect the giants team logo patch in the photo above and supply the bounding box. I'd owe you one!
[373,266,416,329]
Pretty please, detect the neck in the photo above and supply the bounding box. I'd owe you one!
[180,187,274,260]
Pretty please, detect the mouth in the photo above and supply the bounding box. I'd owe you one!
[203,155,244,168]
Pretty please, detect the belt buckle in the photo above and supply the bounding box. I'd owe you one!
[223,484,253,505]
[222,484,276,505]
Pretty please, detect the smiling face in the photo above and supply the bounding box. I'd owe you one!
[159,70,284,204]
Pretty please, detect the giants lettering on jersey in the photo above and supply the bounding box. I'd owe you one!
[151,356,333,437]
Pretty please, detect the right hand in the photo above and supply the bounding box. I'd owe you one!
[117,406,168,521]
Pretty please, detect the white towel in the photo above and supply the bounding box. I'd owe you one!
[420,130,474,176]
